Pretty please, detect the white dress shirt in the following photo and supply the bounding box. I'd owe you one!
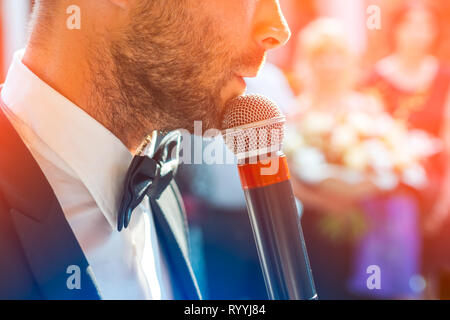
[1,49,173,300]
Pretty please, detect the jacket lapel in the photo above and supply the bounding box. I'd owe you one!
[151,188,202,300]
[0,103,101,300]
[148,133,201,300]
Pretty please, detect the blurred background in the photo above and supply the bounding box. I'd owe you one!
[3,0,450,299]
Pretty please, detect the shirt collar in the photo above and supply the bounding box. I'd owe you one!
[1,49,133,229]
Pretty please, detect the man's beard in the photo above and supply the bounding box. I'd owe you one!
[96,3,231,136]
[109,20,229,134]
[88,2,264,147]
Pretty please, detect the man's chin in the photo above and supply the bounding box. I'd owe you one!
[220,75,247,107]
[171,78,246,135]
[218,76,247,127]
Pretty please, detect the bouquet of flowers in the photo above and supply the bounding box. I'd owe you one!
[285,94,442,192]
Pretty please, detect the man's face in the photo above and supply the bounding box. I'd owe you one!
[109,0,290,133]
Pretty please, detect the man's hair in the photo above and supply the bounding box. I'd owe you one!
[31,0,60,25]
[28,0,59,45]
[32,0,57,9]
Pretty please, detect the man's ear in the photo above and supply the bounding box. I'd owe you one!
[109,0,128,10]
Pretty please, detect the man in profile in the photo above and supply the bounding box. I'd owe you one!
[0,0,290,299]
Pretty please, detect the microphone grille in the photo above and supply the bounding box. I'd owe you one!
[222,94,283,129]
[221,94,285,159]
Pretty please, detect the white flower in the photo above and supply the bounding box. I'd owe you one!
[294,147,330,183]
[406,130,443,158]
[364,139,394,171]
[301,111,334,135]
[372,170,399,191]
[343,144,368,171]
[402,164,427,189]
[330,125,359,154]
[347,112,375,136]
[284,125,304,155]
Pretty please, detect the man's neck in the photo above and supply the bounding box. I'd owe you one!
[22,36,148,153]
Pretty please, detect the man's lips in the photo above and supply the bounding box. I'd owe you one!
[235,70,259,78]
[230,75,246,91]
[233,70,259,87]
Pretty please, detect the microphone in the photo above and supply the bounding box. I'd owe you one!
[221,94,317,300]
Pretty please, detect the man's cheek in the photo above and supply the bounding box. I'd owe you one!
[204,0,252,39]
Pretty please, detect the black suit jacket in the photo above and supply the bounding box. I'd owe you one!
[0,102,201,300]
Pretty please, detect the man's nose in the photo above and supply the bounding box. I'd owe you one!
[253,0,291,51]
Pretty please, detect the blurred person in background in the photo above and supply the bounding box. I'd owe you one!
[285,18,382,299]
[288,18,380,213]
[363,2,450,298]
[286,17,433,299]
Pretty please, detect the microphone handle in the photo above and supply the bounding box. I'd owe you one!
[240,163,317,300]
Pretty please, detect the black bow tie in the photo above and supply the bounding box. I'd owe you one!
[117,131,181,231]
